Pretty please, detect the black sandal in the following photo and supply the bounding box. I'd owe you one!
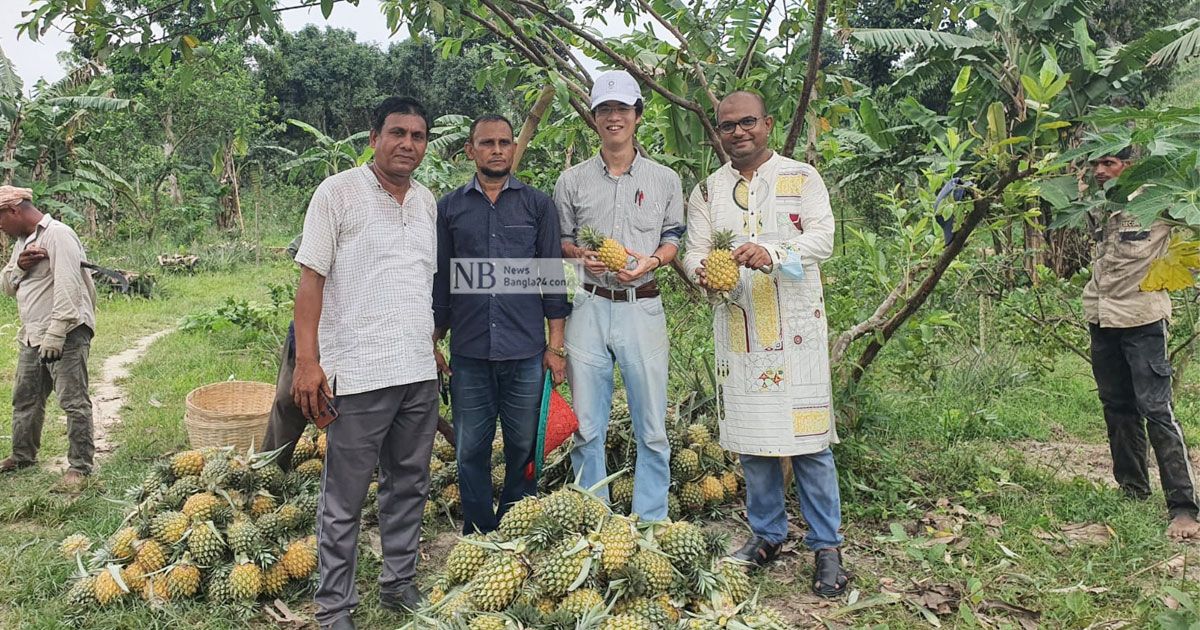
[812,548,851,598]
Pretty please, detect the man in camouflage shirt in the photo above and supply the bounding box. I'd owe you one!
[1084,148,1199,541]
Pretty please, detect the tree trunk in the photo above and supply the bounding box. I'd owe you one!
[161,109,182,205]
[1,112,21,185]
[217,141,242,231]
[512,85,556,173]
[782,0,829,158]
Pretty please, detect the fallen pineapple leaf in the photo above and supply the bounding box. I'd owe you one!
[996,541,1022,558]
[1060,522,1114,545]
[1140,235,1200,291]
[148,397,163,408]
[263,599,307,625]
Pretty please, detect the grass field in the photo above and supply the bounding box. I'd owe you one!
[0,256,1196,628]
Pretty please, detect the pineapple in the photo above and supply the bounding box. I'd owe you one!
[699,475,726,504]
[250,493,278,518]
[187,521,226,566]
[150,510,190,546]
[610,477,635,508]
[598,516,638,574]
[559,587,605,617]
[228,559,263,600]
[629,549,673,592]
[142,575,170,603]
[428,578,448,605]
[227,518,261,556]
[541,489,584,532]
[65,576,99,609]
[581,495,611,529]
[164,475,202,508]
[108,526,138,560]
[135,539,168,572]
[276,502,304,530]
[720,471,740,498]
[667,494,681,520]
[292,436,316,463]
[498,496,543,538]
[658,521,706,569]
[602,613,655,630]
[704,229,740,291]
[255,464,285,494]
[671,449,701,481]
[745,605,789,629]
[686,424,712,447]
[263,562,290,597]
[679,482,705,512]
[182,491,223,522]
[491,466,505,494]
[59,533,91,559]
[578,225,628,272]
[205,565,233,602]
[199,458,230,487]
[281,536,318,579]
[534,537,589,597]
[316,432,327,459]
[433,433,456,462]
[468,553,528,611]
[167,559,202,599]
[170,450,205,478]
[469,615,507,630]
[443,483,461,507]
[94,567,127,606]
[255,512,284,541]
[121,562,148,592]
[446,534,492,585]
[655,594,680,622]
[718,561,752,603]
[702,442,726,464]
[295,457,323,481]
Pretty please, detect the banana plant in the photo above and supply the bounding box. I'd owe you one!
[276,119,373,180]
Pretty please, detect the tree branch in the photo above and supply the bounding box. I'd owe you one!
[735,0,777,80]
[511,0,728,162]
[830,265,914,364]
[782,0,828,158]
[633,0,720,112]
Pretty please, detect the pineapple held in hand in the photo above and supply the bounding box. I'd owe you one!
[705,229,739,292]
[578,225,628,272]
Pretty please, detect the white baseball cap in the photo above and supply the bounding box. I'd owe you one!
[590,70,642,110]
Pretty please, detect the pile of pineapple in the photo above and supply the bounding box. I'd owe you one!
[409,484,787,629]
[538,417,744,522]
[58,431,330,610]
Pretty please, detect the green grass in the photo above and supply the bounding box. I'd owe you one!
[0,259,1199,628]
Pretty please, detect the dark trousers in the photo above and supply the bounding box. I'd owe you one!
[11,325,94,474]
[1090,320,1198,518]
[260,332,308,470]
[450,354,543,535]
[314,379,438,626]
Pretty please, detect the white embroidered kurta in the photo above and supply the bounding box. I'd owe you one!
[682,153,837,456]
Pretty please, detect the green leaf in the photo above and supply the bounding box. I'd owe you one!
[1148,21,1200,66]
[1020,75,1043,103]
[1036,175,1080,209]
[1074,19,1098,71]
[951,66,971,95]
[849,28,987,52]
[986,101,1006,144]
[321,0,333,19]
[0,44,23,100]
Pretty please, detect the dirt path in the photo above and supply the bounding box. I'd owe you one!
[1013,439,1200,491]
[46,328,175,473]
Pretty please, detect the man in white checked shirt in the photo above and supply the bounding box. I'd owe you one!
[292,96,439,630]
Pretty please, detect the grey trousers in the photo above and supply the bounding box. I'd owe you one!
[1090,320,1199,518]
[314,379,438,625]
[10,325,94,474]
[260,337,308,470]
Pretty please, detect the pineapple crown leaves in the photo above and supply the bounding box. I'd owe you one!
[576,225,607,250]
[459,536,528,555]
[104,563,131,594]
[248,442,287,470]
[568,555,595,592]
[711,229,737,251]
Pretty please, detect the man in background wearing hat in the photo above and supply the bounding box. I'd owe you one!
[554,71,684,521]
[1084,149,1200,541]
[0,186,97,492]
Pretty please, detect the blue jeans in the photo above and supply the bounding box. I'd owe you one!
[450,354,543,534]
[740,449,843,550]
[565,290,670,521]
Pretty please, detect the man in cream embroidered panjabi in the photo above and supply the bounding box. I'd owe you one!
[1083,149,1200,541]
[682,92,849,597]
[0,186,97,493]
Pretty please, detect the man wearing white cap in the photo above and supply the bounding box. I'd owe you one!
[0,186,97,492]
[554,70,685,521]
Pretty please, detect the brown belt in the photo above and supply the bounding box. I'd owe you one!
[583,282,660,302]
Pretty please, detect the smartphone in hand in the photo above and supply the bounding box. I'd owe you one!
[314,394,339,429]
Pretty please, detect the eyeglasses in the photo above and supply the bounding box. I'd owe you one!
[595,104,635,117]
[718,116,761,134]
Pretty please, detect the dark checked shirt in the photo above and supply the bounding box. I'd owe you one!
[554,152,686,289]
[434,175,571,361]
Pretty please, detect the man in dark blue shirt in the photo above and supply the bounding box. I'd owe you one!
[433,114,570,534]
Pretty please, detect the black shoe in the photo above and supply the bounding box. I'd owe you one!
[729,535,782,568]
[812,547,851,598]
[321,617,357,630]
[380,583,424,612]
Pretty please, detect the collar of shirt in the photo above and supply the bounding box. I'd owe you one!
[465,174,524,198]
[722,150,780,183]
[26,214,53,246]
[594,150,642,177]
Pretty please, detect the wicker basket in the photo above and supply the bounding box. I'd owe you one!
[184,381,275,451]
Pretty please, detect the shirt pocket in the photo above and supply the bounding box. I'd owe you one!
[1116,229,1153,258]
[499,224,537,259]
[631,201,663,233]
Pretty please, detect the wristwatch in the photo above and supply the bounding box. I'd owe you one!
[547,345,567,358]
